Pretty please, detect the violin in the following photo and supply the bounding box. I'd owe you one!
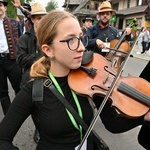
[74,26,146,149]
[105,18,138,72]
[105,39,130,72]
[68,53,150,117]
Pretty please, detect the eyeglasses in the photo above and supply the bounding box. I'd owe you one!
[50,35,88,51]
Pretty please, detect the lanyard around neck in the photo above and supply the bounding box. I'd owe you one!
[48,71,83,139]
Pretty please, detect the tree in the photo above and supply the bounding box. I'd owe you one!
[6,0,31,18]
[46,0,58,12]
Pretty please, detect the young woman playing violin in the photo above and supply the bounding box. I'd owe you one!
[0,10,148,150]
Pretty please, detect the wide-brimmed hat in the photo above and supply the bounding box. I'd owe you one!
[0,0,8,6]
[97,1,116,14]
[31,3,47,16]
[82,17,94,23]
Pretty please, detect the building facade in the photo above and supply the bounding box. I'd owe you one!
[111,0,150,29]
[63,0,150,30]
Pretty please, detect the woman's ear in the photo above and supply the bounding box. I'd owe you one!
[41,44,54,58]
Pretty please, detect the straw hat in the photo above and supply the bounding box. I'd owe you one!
[31,3,47,16]
[0,0,8,6]
[97,1,116,14]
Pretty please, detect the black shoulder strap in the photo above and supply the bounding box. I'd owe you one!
[32,78,44,103]
[32,78,52,104]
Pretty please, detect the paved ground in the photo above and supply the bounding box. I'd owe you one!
[131,44,150,61]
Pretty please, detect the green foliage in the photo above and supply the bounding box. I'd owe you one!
[110,15,116,23]
[93,20,98,25]
[6,0,16,18]
[127,18,138,30]
[46,0,58,12]
[6,0,31,18]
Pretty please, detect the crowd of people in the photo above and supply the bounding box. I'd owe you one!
[0,0,149,150]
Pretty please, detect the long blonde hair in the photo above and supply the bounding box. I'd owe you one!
[30,10,77,78]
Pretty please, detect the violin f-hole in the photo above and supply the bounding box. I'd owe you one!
[104,66,116,77]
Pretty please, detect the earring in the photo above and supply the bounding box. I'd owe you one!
[50,55,54,60]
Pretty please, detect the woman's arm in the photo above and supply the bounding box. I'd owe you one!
[93,96,144,133]
[138,121,150,150]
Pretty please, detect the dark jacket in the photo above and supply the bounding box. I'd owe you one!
[140,61,150,82]
[138,122,150,150]
[85,23,118,56]
[86,23,131,56]
[3,17,22,59]
[138,61,150,149]
[16,28,42,87]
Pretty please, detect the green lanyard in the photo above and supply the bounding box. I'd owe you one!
[48,71,83,139]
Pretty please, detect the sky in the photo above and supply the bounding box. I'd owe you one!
[33,0,65,8]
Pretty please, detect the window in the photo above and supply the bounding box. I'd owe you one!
[127,0,131,8]
[113,3,119,11]
[86,4,90,9]
[95,3,99,10]
[137,0,142,6]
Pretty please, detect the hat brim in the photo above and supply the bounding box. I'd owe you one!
[0,1,8,6]
[96,9,116,15]
[82,18,94,23]
[31,11,48,16]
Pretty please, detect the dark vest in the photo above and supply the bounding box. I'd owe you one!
[3,17,22,59]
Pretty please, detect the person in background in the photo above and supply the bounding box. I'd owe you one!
[146,27,150,51]
[0,0,22,115]
[138,110,150,150]
[16,2,46,88]
[141,27,149,54]
[138,61,150,149]
[21,3,32,33]
[12,0,33,32]
[0,9,148,150]
[136,29,145,54]
[16,2,47,143]
[86,1,132,56]
[81,17,93,35]
[139,61,150,82]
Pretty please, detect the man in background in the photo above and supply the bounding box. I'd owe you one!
[0,0,22,115]
[86,1,131,56]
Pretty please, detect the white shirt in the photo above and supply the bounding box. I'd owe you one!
[0,19,9,53]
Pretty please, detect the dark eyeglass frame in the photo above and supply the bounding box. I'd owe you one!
[50,36,88,51]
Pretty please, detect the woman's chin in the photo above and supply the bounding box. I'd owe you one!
[71,64,81,70]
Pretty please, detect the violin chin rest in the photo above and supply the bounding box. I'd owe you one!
[81,51,94,65]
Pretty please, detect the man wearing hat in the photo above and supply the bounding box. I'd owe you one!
[0,0,22,115]
[86,1,131,56]
[81,17,93,35]
[16,2,47,143]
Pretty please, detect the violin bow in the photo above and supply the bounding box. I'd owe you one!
[77,26,143,150]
